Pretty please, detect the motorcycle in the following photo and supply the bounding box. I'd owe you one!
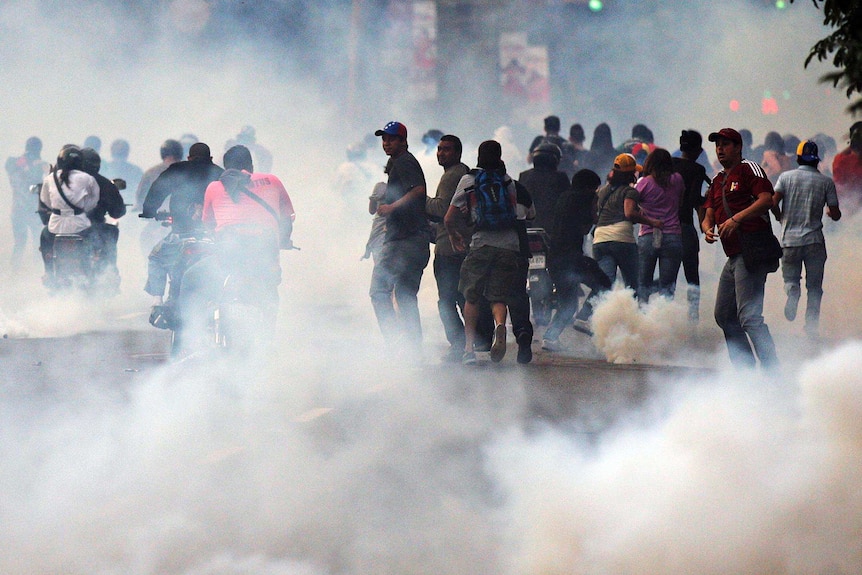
[526,227,556,326]
[141,211,215,358]
[41,179,126,296]
[144,211,296,359]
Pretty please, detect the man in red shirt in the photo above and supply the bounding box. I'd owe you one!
[702,128,778,371]
[832,121,862,215]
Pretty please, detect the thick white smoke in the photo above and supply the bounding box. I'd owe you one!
[2,1,862,574]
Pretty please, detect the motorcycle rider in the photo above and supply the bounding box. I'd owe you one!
[518,142,571,232]
[37,145,100,287]
[80,147,127,291]
[176,144,294,354]
[140,142,223,313]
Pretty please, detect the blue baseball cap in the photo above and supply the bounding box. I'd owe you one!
[796,140,820,163]
[374,121,408,139]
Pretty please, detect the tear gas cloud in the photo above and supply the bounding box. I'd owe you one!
[2,1,862,574]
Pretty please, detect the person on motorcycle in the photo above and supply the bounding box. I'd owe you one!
[518,142,570,232]
[79,147,127,292]
[37,145,100,288]
[140,142,223,310]
[175,144,294,355]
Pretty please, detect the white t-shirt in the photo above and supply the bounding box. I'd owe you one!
[40,169,100,234]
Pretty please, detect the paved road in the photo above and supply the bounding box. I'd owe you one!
[1,328,708,437]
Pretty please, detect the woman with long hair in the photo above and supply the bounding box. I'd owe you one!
[635,148,684,303]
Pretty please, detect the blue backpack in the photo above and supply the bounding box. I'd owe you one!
[467,169,516,231]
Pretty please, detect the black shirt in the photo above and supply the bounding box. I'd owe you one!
[383,150,428,242]
[143,159,224,233]
[671,156,709,227]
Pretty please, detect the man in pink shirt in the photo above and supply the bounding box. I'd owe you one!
[177,145,295,355]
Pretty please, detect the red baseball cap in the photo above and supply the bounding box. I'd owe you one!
[708,128,742,145]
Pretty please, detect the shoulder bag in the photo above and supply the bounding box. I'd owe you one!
[719,175,782,274]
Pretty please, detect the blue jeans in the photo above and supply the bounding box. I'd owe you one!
[781,242,827,334]
[593,240,638,290]
[544,254,612,341]
[637,232,683,303]
[433,253,466,349]
[714,254,778,369]
[369,235,430,348]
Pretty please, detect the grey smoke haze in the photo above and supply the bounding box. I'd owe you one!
[2,1,862,574]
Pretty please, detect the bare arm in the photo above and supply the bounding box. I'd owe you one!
[377,184,426,216]
[443,204,467,253]
[702,207,718,243]
[624,198,662,229]
[771,191,784,221]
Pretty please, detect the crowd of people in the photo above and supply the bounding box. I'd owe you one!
[4,127,287,357]
[348,116,862,370]
[5,117,862,368]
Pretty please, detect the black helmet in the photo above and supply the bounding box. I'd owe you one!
[80,147,101,175]
[533,142,562,166]
[56,145,83,172]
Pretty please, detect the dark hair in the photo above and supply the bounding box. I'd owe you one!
[80,147,101,176]
[439,134,462,156]
[590,123,614,154]
[679,129,703,154]
[631,123,653,143]
[188,142,212,161]
[476,140,504,171]
[533,142,561,170]
[160,139,183,161]
[223,145,254,172]
[571,169,600,193]
[544,115,561,133]
[642,148,673,188]
[569,123,585,144]
[609,169,636,187]
[56,145,83,186]
[764,131,785,154]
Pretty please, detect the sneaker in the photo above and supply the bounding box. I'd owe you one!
[784,292,800,321]
[516,332,533,364]
[490,324,507,363]
[572,319,593,336]
[461,351,477,365]
[541,338,563,352]
[473,341,492,352]
[442,346,463,363]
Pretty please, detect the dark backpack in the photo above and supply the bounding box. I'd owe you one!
[467,168,516,231]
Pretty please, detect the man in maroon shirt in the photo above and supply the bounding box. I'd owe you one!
[702,128,778,370]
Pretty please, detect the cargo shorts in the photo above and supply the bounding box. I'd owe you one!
[459,244,520,304]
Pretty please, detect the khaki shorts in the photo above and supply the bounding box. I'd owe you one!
[459,245,520,303]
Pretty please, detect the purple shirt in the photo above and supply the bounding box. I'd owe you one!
[636,172,684,235]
